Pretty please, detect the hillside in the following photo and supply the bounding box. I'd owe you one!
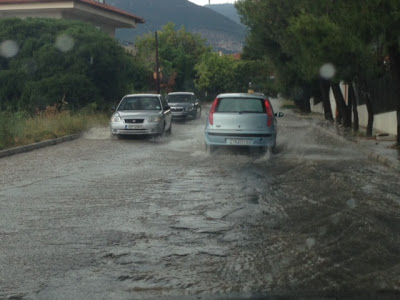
[108,0,245,53]
[205,3,242,25]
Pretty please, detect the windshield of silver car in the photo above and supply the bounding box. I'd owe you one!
[118,97,162,111]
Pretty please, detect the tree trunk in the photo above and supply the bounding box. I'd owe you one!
[302,83,311,113]
[319,78,334,121]
[349,82,359,131]
[386,33,400,146]
[331,82,351,127]
[397,109,400,146]
[364,92,374,137]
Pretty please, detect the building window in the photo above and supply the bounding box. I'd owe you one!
[93,0,105,4]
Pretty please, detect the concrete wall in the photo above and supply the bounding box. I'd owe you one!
[310,83,397,135]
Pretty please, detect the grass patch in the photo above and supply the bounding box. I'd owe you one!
[0,105,110,150]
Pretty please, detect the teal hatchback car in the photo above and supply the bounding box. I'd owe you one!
[204,93,283,154]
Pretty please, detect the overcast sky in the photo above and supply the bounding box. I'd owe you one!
[188,0,236,6]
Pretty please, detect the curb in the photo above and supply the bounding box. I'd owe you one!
[310,119,400,172]
[367,151,400,171]
[0,133,81,159]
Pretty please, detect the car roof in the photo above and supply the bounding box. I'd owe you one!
[216,93,266,99]
[167,92,194,95]
[123,94,161,98]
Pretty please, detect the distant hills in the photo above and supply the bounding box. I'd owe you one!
[205,3,242,25]
[108,0,245,53]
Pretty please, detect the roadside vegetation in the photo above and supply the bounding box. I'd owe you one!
[0,104,109,150]
[0,18,146,150]
[235,0,400,144]
[2,1,399,148]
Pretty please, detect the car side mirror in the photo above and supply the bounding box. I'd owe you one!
[275,112,284,117]
[165,105,171,110]
[111,106,116,111]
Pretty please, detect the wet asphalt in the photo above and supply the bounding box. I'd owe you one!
[0,100,400,299]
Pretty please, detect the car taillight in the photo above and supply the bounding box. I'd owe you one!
[264,99,273,127]
[209,98,219,125]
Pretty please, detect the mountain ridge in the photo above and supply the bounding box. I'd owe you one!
[205,3,242,25]
[108,0,245,53]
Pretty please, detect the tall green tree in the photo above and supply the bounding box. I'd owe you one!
[194,52,239,98]
[135,23,211,93]
[236,0,400,141]
[0,18,138,111]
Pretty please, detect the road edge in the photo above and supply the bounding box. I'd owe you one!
[0,133,81,159]
[309,119,400,172]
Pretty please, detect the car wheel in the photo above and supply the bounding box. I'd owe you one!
[271,143,277,154]
[165,123,172,135]
[205,143,215,154]
[157,123,165,137]
[196,107,202,119]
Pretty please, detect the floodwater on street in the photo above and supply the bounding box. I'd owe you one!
[0,100,400,299]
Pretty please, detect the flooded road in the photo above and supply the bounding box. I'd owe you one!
[1,100,400,299]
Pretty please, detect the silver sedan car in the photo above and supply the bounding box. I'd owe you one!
[166,92,202,120]
[204,93,283,153]
[110,94,172,138]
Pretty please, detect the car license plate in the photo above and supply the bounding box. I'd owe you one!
[126,125,142,129]
[228,139,253,145]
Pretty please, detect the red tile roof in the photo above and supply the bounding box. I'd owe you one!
[0,0,145,23]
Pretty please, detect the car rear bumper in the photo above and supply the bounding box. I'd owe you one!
[204,130,276,147]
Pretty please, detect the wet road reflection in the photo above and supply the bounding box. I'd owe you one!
[0,100,399,299]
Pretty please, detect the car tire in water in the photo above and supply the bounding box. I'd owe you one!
[157,123,165,137]
[205,143,215,154]
[165,123,172,135]
[196,107,202,119]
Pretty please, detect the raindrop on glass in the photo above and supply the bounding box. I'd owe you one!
[306,238,316,249]
[320,63,336,79]
[346,198,357,209]
[0,40,19,58]
[55,34,74,52]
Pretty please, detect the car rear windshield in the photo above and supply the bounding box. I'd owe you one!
[118,97,161,111]
[216,98,265,113]
[166,94,193,103]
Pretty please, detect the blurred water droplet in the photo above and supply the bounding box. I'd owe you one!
[319,226,327,236]
[331,214,340,224]
[55,34,74,52]
[346,198,357,209]
[320,63,336,79]
[306,237,316,249]
[0,40,19,58]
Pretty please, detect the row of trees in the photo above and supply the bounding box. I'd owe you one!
[133,23,275,99]
[235,0,400,144]
[0,18,147,111]
[0,19,259,113]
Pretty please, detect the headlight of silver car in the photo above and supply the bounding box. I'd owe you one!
[112,115,121,123]
[147,115,161,122]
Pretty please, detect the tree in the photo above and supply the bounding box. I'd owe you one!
[135,23,211,93]
[194,52,239,98]
[236,0,315,113]
[0,18,138,111]
[236,0,400,139]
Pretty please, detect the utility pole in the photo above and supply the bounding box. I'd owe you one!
[155,31,161,94]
